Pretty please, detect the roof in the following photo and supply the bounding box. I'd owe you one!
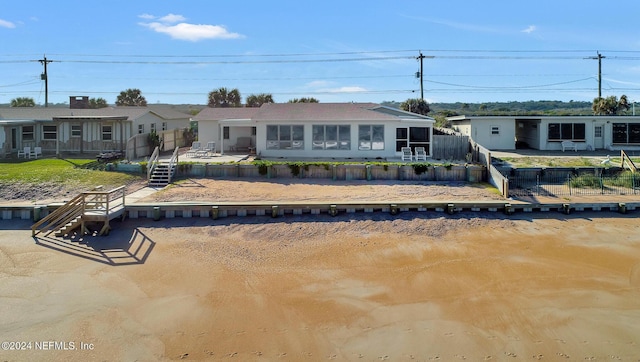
[0,106,190,121]
[195,103,434,122]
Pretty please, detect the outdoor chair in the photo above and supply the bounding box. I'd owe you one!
[186,141,201,157]
[401,147,413,161]
[204,141,216,156]
[30,147,42,159]
[17,146,30,159]
[230,137,252,153]
[414,147,427,161]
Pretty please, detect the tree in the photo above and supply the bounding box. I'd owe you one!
[89,97,108,109]
[246,93,274,107]
[288,97,319,103]
[400,98,430,115]
[592,95,630,115]
[10,97,35,107]
[116,88,147,106]
[207,87,242,107]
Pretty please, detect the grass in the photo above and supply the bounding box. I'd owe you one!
[0,158,142,187]
[498,156,630,168]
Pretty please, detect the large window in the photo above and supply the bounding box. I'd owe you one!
[312,125,350,150]
[358,125,384,150]
[22,126,34,141]
[548,123,585,140]
[43,125,57,140]
[266,125,304,150]
[613,123,640,144]
[396,127,430,154]
[102,125,112,141]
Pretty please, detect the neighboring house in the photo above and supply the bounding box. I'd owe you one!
[194,103,435,159]
[448,115,640,151]
[0,97,191,157]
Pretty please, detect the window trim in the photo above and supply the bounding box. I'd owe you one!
[102,125,113,141]
[358,125,384,151]
[22,125,34,141]
[266,125,304,150]
[548,122,586,141]
[43,125,57,140]
[312,124,350,150]
[71,124,82,138]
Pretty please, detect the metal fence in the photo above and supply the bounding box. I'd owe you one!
[509,171,640,197]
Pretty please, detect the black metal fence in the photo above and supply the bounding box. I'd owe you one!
[508,171,640,198]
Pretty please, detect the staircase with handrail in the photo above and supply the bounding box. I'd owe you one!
[148,146,179,187]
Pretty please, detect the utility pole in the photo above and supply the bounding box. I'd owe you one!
[587,52,605,99]
[415,52,434,101]
[38,55,54,107]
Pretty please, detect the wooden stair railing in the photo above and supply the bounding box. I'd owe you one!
[621,150,638,173]
[32,193,85,237]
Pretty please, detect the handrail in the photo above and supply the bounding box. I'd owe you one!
[167,146,179,183]
[32,193,85,236]
[147,146,160,181]
[621,150,638,173]
[32,185,128,237]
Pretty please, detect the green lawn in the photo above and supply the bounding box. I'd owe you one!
[0,158,142,187]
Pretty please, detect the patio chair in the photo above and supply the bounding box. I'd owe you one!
[17,146,30,159]
[204,141,216,156]
[401,147,413,161]
[414,147,427,161]
[186,141,201,157]
[30,146,42,159]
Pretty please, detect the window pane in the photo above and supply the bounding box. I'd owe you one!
[280,126,291,140]
[409,127,428,141]
[325,125,337,141]
[630,124,640,143]
[548,123,560,140]
[613,123,627,143]
[560,123,573,140]
[396,140,408,152]
[292,125,304,141]
[358,125,371,150]
[573,123,585,140]
[396,128,407,139]
[372,125,384,150]
[267,125,278,141]
[312,125,324,141]
[338,126,350,141]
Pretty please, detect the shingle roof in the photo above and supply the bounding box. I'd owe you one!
[195,103,434,122]
[0,106,189,121]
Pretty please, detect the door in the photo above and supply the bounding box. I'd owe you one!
[593,124,604,150]
[11,128,17,151]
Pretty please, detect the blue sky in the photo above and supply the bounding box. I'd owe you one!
[2,0,640,106]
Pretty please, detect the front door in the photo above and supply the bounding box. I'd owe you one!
[11,127,17,151]
[594,124,604,150]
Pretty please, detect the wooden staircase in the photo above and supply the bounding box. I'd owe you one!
[32,186,126,237]
[147,146,179,187]
[148,163,176,187]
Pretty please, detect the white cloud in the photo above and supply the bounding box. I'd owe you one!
[327,86,368,93]
[522,25,537,34]
[0,19,16,29]
[158,13,186,23]
[138,13,244,42]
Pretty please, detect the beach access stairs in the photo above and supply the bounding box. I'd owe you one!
[31,186,126,237]
[147,146,178,187]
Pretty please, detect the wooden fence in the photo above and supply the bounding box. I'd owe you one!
[432,135,469,160]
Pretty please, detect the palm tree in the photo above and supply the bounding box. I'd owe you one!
[10,97,36,107]
[400,98,430,115]
[246,93,274,107]
[116,88,147,106]
[288,97,319,103]
[207,87,242,107]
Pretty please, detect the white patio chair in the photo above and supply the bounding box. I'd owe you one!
[17,146,30,159]
[186,142,201,157]
[30,147,42,159]
[204,141,216,156]
[401,147,413,161]
[414,147,427,161]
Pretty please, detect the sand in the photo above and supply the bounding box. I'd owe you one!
[2,210,640,361]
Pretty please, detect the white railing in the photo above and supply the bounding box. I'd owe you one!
[147,146,160,181]
[168,146,179,183]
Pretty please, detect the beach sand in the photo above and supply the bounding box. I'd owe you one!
[1,211,640,361]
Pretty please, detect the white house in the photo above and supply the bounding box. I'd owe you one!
[448,115,640,151]
[194,103,435,159]
[0,101,191,157]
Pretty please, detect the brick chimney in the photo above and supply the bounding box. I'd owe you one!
[70,96,90,109]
